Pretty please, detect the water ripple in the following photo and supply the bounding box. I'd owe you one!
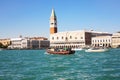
[0,49,120,80]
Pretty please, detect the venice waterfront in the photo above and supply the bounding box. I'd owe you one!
[0,49,120,80]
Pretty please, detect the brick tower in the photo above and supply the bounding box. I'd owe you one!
[50,9,57,34]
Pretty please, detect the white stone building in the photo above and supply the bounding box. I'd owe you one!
[50,30,86,48]
[21,38,30,49]
[92,36,112,47]
[112,33,120,48]
[9,38,23,49]
[8,37,50,49]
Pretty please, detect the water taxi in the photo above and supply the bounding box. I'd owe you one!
[46,48,75,55]
[85,48,108,52]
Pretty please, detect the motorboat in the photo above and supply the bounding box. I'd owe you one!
[85,47,108,52]
[71,48,83,51]
[46,48,75,55]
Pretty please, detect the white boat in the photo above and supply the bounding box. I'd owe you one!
[85,48,108,52]
[71,48,83,51]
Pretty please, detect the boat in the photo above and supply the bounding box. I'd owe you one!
[85,47,108,52]
[46,48,75,55]
[71,48,83,51]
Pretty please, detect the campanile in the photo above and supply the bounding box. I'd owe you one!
[50,9,57,34]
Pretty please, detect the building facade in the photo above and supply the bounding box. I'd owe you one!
[8,37,50,49]
[21,39,30,49]
[92,36,112,47]
[9,38,23,49]
[112,33,120,48]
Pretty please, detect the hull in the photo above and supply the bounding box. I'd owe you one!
[46,50,75,55]
[85,48,108,52]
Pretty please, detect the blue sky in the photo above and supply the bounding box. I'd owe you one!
[0,0,120,38]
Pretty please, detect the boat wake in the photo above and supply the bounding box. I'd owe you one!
[44,52,49,54]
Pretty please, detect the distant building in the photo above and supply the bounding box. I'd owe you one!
[0,38,11,46]
[8,37,50,49]
[21,38,30,49]
[49,9,111,48]
[112,33,120,48]
[28,37,49,49]
[29,40,50,49]
[9,38,23,49]
[92,36,112,47]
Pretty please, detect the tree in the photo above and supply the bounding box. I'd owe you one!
[0,43,4,48]
[0,43,8,48]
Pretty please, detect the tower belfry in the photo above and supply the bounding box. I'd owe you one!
[50,9,57,34]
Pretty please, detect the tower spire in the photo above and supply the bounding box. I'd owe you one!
[51,8,56,17]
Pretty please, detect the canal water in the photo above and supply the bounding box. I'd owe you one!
[0,49,120,80]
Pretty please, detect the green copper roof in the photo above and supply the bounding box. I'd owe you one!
[51,8,56,17]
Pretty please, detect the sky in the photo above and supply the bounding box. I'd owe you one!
[0,0,120,39]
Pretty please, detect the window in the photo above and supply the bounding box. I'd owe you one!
[52,37,54,40]
[62,36,63,39]
[75,37,77,39]
[70,36,72,39]
[51,23,54,25]
[103,40,104,42]
[66,37,68,41]
[95,40,96,42]
[81,37,83,39]
[57,37,59,40]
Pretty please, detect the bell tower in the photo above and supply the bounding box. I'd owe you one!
[50,9,57,34]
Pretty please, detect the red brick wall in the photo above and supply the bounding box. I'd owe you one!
[85,32,92,45]
[50,27,57,34]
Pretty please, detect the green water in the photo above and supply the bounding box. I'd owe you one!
[0,49,120,80]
